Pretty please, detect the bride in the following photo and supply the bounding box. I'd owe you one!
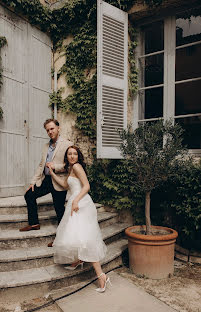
[48,145,110,292]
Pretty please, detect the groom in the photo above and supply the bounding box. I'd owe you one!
[20,119,72,246]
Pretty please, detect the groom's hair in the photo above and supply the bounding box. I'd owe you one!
[43,119,59,128]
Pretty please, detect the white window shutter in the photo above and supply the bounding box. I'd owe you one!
[97,0,128,159]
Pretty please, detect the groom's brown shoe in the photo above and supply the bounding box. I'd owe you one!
[19,224,40,232]
[47,241,53,247]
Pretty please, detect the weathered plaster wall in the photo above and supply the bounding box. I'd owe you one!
[38,0,95,163]
[53,37,96,164]
[39,0,201,162]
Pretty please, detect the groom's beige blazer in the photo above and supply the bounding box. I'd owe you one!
[30,137,73,191]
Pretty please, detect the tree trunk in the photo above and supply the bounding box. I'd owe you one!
[145,191,151,235]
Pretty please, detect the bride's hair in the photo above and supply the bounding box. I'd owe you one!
[64,145,87,173]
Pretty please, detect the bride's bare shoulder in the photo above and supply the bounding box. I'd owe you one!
[72,163,84,174]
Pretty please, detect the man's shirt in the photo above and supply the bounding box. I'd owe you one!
[44,138,59,175]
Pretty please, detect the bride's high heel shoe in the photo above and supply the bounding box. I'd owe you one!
[95,272,112,293]
[65,260,84,270]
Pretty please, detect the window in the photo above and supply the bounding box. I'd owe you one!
[136,6,201,150]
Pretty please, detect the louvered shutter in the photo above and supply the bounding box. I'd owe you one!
[97,0,128,159]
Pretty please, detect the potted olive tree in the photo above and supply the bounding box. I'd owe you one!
[119,119,188,279]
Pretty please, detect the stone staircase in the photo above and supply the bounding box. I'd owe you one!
[0,195,131,302]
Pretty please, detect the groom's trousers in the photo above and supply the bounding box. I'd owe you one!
[24,175,67,226]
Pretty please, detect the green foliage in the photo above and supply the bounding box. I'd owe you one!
[88,158,144,223]
[119,120,187,192]
[59,18,97,139]
[128,26,138,98]
[2,0,51,32]
[172,164,201,251]
[151,162,201,251]
[50,0,97,46]
[0,0,164,136]
[49,88,65,111]
[89,152,200,250]
[0,36,7,119]
[118,119,189,233]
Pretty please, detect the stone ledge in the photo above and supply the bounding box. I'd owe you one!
[175,251,188,263]
[175,244,189,256]
[175,244,201,265]
[189,256,201,265]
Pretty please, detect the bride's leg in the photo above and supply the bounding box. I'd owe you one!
[92,262,106,288]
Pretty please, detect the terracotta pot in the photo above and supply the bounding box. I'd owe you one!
[125,225,178,279]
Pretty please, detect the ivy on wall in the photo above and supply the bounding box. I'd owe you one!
[51,0,139,140]
[0,36,7,119]
[1,0,51,31]
[0,0,164,134]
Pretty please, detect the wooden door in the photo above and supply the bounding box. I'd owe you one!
[0,5,52,197]
[27,24,52,183]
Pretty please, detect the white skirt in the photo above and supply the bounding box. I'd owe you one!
[53,193,107,264]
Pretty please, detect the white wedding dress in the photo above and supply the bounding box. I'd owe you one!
[53,176,107,264]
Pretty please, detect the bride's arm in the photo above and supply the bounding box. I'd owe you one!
[48,167,68,190]
[71,163,90,215]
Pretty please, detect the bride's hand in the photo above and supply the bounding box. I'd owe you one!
[46,163,54,176]
[71,200,79,216]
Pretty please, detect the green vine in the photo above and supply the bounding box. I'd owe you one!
[1,0,51,32]
[128,25,138,98]
[0,36,7,119]
[49,88,65,111]
[57,13,97,140]
[0,0,164,134]
[51,0,139,140]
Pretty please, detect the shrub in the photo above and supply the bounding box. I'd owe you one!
[151,162,201,251]
[88,159,144,223]
[118,120,187,234]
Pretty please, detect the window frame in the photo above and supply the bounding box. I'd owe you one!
[134,10,201,154]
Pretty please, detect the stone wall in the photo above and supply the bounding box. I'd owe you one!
[54,37,95,164]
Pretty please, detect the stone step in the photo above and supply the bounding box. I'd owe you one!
[0,211,57,230]
[0,195,105,214]
[0,209,117,230]
[0,194,53,214]
[0,239,128,301]
[0,219,129,251]
[0,246,54,272]
[0,212,121,271]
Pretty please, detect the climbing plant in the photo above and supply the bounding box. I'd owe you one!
[52,0,139,140]
[0,36,7,119]
[0,0,164,133]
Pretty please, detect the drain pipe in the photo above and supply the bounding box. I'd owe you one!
[53,70,57,120]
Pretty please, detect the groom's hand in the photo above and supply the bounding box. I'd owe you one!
[26,184,34,192]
